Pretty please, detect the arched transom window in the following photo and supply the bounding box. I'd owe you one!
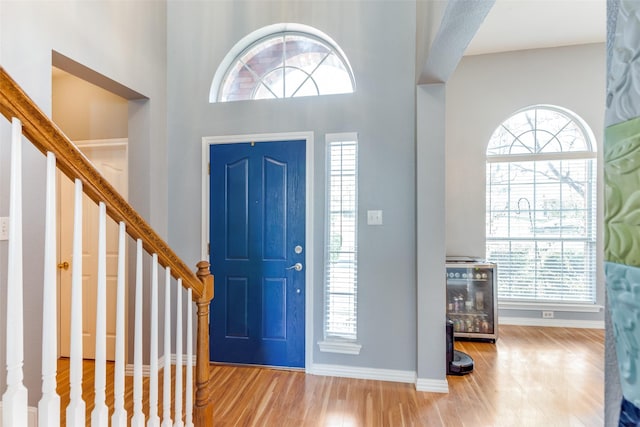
[486,105,597,303]
[211,24,355,103]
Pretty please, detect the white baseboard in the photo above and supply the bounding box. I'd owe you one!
[125,353,197,377]
[416,378,449,393]
[0,403,38,427]
[499,316,604,329]
[167,353,197,366]
[125,362,152,377]
[308,364,450,394]
[308,363,416,384]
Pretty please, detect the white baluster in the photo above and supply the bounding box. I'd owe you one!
[91,202,108,427]
[148,254,160,427]
[161,268,173,427]
[3,117,28,427]
[38,152,60,427]
[66,178,85,426]
[131,239,145,427]
[185,288,194,427]
[111,222,127,427]
[174,280,184,427]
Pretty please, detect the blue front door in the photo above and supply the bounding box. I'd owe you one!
[209,140,305,367]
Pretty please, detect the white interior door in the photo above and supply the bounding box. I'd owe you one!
[59,139,128,360]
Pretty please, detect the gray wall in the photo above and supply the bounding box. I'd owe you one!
[0,0,168,405]
[446,43,606,324]
[167,1,419,372]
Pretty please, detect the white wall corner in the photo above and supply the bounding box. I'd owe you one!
[309,363,416,384]
[415,378,449,393]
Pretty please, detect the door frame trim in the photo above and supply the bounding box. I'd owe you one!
[201,131,314,370]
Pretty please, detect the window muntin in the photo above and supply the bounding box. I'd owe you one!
[218,31,354,102]
[486,105,597,303]
[324,134,358,340]
[487,107,593,157]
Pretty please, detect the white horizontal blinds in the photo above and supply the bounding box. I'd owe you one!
[486,105,597,303]
[325,134,358,340]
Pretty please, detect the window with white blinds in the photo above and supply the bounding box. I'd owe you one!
[324,134,358,341]
[486,105,597,303]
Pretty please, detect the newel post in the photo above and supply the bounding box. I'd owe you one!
[194,261,214,426]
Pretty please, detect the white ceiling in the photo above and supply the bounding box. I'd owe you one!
[465,0,606,56]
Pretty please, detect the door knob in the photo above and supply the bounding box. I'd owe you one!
[286,262,303,272]
[58,261,69,270]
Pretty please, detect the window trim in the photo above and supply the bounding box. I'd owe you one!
[487,151,596,164]
[319,132,360,354]
[486,105,598,305]
[498,301,603,313]
[318,339,362,355]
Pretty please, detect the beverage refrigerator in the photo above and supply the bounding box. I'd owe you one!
[446,258,498,342]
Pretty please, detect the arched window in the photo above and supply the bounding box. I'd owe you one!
[210,23,355,103]
[486,105,597,303]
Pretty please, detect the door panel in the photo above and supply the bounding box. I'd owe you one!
[263,158,286,260]
[263,278,286,339]
[226,277,249,338]
[210,140,305,367]
[226,158,249,259]
[59,142,127,360]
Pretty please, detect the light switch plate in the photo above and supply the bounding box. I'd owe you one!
[367,210,383,225]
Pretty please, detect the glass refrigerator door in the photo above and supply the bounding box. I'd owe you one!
[446,263,497,340]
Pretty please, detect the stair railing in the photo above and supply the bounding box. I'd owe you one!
[0,66,214,426]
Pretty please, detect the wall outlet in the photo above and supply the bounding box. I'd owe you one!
[542,310,554,319]
[0,217,8,241]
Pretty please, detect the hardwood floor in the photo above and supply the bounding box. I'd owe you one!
[448,326,603,427]
[57,325,604,426]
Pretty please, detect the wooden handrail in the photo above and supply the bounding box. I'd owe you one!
[1,65,215,426]
[0,66,206,300]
